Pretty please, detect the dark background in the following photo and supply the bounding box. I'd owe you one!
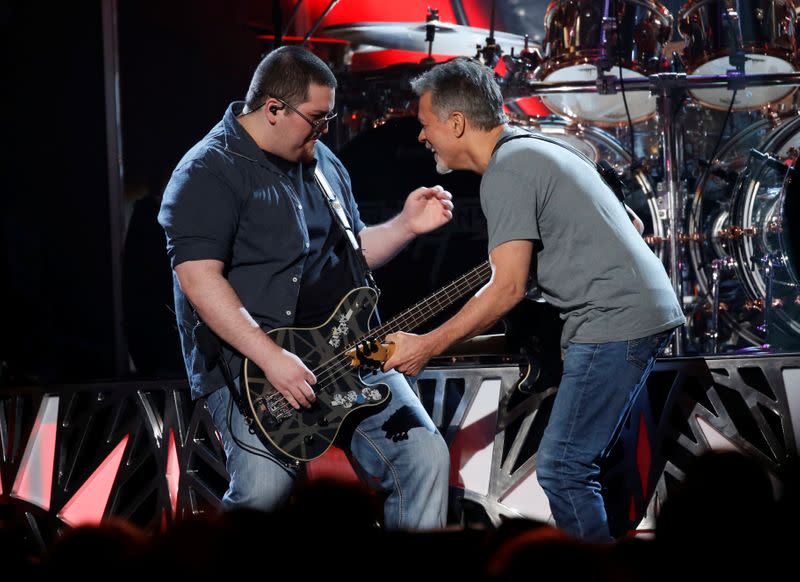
[3,1,271,383]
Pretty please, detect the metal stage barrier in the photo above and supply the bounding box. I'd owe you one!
[2,353,799,551]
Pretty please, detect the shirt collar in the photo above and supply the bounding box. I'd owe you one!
[222,101,319,174]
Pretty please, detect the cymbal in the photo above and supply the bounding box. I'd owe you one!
[320,21,532,57]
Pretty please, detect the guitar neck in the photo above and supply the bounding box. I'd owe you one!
[371,261,492,339]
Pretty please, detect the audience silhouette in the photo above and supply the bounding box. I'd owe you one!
[20,450,795,580]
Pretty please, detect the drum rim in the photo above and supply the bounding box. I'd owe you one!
[730,115,800,294]
[531,67,658,127]
[678,0,799,21]
[687,114,769,346]
[681,47,799,75]
[687,87,799,113]
[544,0,674,26]
[536,51,667,80]
[689,117,775,292]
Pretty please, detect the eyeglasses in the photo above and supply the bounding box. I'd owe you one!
[271,96,337,136]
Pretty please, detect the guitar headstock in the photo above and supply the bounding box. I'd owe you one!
[345,339,396,370]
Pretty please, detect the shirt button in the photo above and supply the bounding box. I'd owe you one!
[305,242,310,248]
[286,310,292,316]
[297,204,303,210]
[292,276,298,283]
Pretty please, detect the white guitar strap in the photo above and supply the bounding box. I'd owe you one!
[314,166,378,291]
[314,166,360,252]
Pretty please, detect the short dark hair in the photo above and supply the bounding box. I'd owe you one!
[410,57,507,130]
[244,46,337,112]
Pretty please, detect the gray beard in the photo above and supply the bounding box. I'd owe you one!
[435,159,453,175]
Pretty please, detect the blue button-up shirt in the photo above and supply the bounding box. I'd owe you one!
[158,102,365,398]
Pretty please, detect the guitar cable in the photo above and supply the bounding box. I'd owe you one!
[225,394,300,472]
[214,345,300,470]
[705,89,738,169]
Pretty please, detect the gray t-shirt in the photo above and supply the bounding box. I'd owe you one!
[481,127,683,348]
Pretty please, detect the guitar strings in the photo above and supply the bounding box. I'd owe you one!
[265,282,481,413]
[275,262,491,388]
[283,262,492,392]
[263,262,492,416]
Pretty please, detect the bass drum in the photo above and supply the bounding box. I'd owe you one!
[689,114,800,350]
[510,118,665,256]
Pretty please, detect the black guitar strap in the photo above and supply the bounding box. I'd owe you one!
[492,131,628,205]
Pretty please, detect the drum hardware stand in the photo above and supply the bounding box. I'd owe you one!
[596,0,617,79]
[593,4,618,99]
[722,7,747,74]
[755,252,783,346]
[655,76,688,355]
[421,7,439,65]
[301,0,340,45]
[477,0,502,68]
[750,148,791,173]
[708,256,737,354]
[282,0,304,41]
[500,37,541,93]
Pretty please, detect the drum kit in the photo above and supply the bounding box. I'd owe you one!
[313,1,800,356]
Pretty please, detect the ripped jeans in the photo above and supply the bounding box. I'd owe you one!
[205,368,449,529]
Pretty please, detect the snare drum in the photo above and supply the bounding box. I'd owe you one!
[678,0,800,110]
[536,0,673,126]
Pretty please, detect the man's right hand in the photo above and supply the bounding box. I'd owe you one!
[260,349,317,410]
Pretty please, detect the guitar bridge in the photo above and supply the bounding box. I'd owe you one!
[254,397,293,425]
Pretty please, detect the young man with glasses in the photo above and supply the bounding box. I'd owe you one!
[158,46,453,528]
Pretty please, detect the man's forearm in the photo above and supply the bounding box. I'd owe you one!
[359,216,415,269]
[427,278,526,355]
[176,263,280,370]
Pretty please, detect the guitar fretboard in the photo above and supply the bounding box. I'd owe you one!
[370,260,492,339]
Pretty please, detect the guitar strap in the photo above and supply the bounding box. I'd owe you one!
[492,132,628,206]
[314,165,380,293]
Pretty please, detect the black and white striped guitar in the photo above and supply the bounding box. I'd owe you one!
[242,261,492,461]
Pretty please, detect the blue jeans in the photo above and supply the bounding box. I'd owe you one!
[205,368,449,529]
[535,331,672,542]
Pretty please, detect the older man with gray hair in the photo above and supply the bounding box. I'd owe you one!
[384,57,683,542]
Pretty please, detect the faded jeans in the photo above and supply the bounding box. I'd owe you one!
[205,368,449,529]
[536,330,673,541]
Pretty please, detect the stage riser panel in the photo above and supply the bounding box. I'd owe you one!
[1,354,797,547]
